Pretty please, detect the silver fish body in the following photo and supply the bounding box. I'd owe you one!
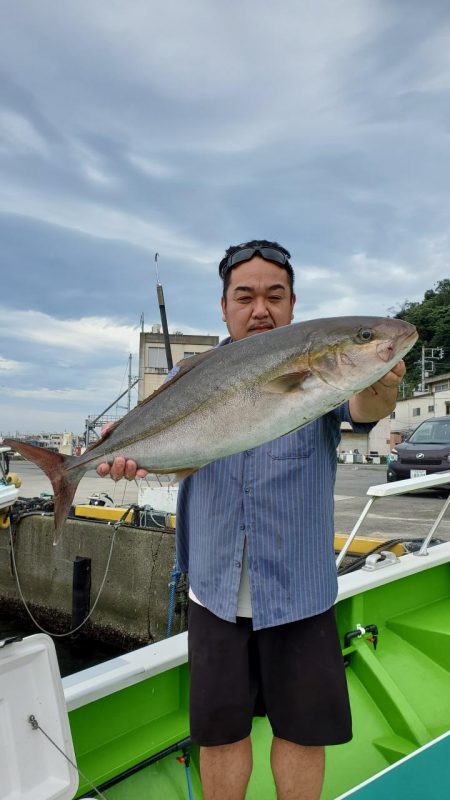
[5,316,417,542]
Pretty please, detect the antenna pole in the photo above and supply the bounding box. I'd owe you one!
[154,252,173,372]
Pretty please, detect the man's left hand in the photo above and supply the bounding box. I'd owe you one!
[350,360,406,423]
[369,359,406,393]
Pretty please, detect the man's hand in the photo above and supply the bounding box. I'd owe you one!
[349,360,406,423]
[371,360,406,390]
[95,424,149,481]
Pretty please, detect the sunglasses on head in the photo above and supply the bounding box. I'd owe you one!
[223,246,291,273]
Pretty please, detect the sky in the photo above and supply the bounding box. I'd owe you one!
[1,0,450,435]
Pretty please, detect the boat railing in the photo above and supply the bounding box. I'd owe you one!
[335,470,450,568]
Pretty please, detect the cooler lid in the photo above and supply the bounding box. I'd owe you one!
[0,633,79,800]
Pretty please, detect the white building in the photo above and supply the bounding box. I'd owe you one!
[391,371,450,440]
[3,432,74,454]
[138,325,219,400]
[340,417,391,457]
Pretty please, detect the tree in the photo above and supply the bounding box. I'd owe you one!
[394,280,450,396]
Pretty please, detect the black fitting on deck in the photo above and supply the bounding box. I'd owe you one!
[344,624,378,650]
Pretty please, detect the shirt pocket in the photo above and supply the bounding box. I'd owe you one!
[268,426,315,460]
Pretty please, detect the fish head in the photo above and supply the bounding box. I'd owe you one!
[304,317,418,392]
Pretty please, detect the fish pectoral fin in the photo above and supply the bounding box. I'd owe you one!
[156,466,200,483]
[263,370,312,394]
[174,467,200,482]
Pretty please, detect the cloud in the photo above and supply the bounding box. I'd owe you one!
[1,308,138,352]
[127,152,176,180]
[0,109,50,157]
[0,355,23,372]
[1,0,450,433]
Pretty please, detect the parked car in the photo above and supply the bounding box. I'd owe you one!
[387,417,450,483]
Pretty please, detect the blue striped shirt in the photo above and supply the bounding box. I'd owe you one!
[173,338,374,630]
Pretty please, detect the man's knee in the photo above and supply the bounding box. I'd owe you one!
[200,738,253,800]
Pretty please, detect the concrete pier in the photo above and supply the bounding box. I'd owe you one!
[0,514,186,645]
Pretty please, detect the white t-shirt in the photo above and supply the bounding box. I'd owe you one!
[189,538,252,618]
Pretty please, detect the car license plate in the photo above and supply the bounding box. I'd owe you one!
[410,469,427,478]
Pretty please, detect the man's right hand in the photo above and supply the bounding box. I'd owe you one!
[96,458,149,481]
[95,424,149,481]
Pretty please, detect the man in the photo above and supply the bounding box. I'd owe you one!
[98,240,405,800]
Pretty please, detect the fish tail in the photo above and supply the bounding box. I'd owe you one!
[3,438,84,545]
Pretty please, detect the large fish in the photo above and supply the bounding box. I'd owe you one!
[5,316,417,543]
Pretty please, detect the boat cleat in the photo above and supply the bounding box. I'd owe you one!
[362,550,400,571]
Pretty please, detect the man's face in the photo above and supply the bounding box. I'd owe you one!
[220,256,296,341]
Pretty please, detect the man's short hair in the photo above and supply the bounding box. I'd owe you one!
[219,239,294,299]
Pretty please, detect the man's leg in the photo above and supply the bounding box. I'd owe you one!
[256,609,352,799]
[188,605,258,797]
[200,737,252,800]
[271,737,324,800]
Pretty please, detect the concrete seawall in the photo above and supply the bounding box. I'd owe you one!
[0,514,186,644]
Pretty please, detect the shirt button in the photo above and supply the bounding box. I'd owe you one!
[240,524,245,530]
[244,486,251,494]
[234,560,241,568]
[246,449,253,456]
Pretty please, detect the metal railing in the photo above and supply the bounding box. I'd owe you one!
[335,471,450,568]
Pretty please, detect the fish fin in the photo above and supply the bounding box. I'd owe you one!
[263,370,312,394]
[174,467,200,482]
[86,419,122,451]
[153,466,200,483]
[3,439,84,545]
[137,348,218,408]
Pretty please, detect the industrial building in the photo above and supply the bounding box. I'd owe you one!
[138,324,219,401]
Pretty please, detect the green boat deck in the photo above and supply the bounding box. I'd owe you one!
[70,559,450,799]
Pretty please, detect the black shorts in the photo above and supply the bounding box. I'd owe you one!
[188,602,352,747]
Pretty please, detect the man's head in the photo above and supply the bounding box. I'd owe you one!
[219,239,296,341]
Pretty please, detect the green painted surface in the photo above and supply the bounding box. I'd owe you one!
[340,733,450,799]
[71,665,191,795]
[70,562,450,799]
[97,756,203,800]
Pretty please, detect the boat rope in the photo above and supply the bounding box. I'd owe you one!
[9,506,137,638]
[176,749,195,800]
[28,714,109,800]
[185,758,195,800]
[166,556,181,638]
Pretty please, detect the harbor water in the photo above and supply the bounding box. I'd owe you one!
[0,606,127,677]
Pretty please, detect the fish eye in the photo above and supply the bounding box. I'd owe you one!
[357,329,373,343]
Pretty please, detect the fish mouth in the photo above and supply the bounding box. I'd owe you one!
[377,327,418,362]
[399,327,419,349]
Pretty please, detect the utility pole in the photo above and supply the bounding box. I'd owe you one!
[127,353,132,412]
[418,346,445,392]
